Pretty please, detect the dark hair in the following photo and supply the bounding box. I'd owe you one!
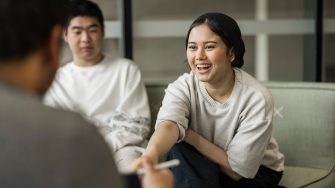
[66,0,105,30]
[185,12,245,68]
[0,0,69,61]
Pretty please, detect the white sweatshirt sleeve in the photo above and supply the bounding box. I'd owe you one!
[103,61,150,156]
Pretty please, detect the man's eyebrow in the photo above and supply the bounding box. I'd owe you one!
[187,41,219,45]
[70,24,100,30]
[70,26,83,30]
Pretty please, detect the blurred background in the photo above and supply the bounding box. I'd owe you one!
[61,0,335,83]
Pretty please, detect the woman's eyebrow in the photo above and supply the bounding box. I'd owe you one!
[204,41,218,44]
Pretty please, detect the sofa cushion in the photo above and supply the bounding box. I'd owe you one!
[280,166,333,187]
[265,82,335,188]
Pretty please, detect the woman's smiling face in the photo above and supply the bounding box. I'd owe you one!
[186,23,235,85]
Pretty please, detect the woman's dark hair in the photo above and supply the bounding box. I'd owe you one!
[66,0,105,30]
[185,12,245,68]
[0,0,69,61]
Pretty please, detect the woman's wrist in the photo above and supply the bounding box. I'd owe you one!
[143,149,159,163]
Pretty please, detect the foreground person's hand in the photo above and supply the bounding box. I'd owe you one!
[140,156,174,188]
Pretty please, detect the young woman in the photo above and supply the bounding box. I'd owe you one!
[133,12,284,188]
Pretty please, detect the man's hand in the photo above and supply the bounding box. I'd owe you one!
[140,156,174,188]
[131,153,158,172]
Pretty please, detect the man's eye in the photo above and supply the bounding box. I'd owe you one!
[73,31,81,35]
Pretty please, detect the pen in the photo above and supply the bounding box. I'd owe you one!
[137,159,180,175]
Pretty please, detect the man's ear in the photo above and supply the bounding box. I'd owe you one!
[46,25,63,67]
[102,27,105,38]
[63,28,69,43]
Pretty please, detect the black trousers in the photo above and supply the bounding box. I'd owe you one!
[166,142,283,188]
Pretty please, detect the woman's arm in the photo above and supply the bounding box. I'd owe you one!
[132,120,179,170]
[184,129,242,181]
[145,121,179,160]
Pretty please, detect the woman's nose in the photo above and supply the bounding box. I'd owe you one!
[195,49,206,60]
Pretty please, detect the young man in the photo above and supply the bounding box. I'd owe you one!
[0,0,173,187]
[43,1,151,172]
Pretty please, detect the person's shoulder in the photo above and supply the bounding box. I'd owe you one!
[104,55,139,70]
[166,71,197,96]
[171,71,194,86]
[55,60,75,76]
[0,86,93,132]
[59,59,75,69]
[0,86,124,187]
[34,98,93,130]
[44,105,87,125]
[235,68,272,100]
[104,55,134,66]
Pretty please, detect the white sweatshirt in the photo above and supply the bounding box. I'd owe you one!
[156,68,284,178]
[44,55,150,172]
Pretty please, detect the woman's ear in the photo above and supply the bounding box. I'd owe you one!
[229,48,235,62]
[230,56,235,62]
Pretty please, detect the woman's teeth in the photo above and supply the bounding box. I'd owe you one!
[196,64,211,69]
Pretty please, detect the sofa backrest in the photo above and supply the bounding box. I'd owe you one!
[264,82,335,170]
[145,81,335,171]
[146,83,168,134]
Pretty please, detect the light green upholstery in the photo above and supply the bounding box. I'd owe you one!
[264,82,335,188]
[145,83,168,135]
[145,81,335,188]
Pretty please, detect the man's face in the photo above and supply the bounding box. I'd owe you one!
[64,16,104,64]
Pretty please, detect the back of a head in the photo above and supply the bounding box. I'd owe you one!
[66,0,105,30]
[0,0,69,61]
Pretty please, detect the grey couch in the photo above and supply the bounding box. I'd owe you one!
[145,81,335,188]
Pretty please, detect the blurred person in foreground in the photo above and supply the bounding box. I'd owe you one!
[0,0,172,187]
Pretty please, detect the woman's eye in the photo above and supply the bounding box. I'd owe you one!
[188,45,197,50]
[205,45,215,49]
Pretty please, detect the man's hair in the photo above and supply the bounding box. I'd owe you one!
[66,0,105,30]
[0,0,69,61]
